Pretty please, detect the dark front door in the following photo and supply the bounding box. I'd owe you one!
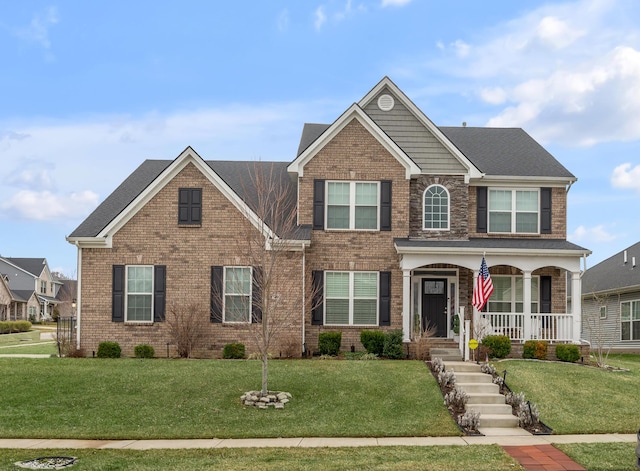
[422,279,448,337]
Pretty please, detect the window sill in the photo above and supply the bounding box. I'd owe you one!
[178,224,202,228]
[124,321,155,326]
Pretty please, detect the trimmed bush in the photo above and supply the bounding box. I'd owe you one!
[522,340,548,360]
[556,343,580,363]
[222,343,246,359]
[360,330,385,355]
[481,335,511,359]
[134,344,155,359]
[383,330,404,359]
[97,341,121,358]
[0,321,32,334]
[318,332,341,356]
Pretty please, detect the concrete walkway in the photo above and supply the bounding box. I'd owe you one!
[0,433,634,450]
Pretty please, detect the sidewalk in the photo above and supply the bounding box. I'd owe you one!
[0,433,635,450]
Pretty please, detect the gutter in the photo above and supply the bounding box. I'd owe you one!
[301,242,306,356]
[73,242,82,351]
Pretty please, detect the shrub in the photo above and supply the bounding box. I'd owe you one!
[481,335,511,359]
[522,340,548,360]
[222,343,246,359]
[318,332,342,356]
[383,330,404,359]
[0,321,32,334]
[444,387,468,411]
[556,343,580,363]
[458,410,480,432]
[97,341,121,358]
[360,330,385,355]
[14,321,32,332]
[134,344,155,359]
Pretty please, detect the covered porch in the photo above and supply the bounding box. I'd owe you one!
[395,238,590,358]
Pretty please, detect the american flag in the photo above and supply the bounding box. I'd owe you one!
[472,256,494,311]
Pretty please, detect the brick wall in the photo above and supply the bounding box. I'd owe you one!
[79,162,305,358]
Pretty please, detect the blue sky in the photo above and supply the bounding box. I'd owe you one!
[1,0,640,277]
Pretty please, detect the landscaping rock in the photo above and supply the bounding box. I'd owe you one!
[241,390,292,409]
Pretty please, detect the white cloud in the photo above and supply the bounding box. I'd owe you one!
[611,163,640,192]
[314,6,326,31]
[569,224,617,243]
[381,0,411,7]
[480,87,507,105]
[536,16,585,49]
[15,6,59,59]
[1,190,99,221]
[5,159,56,190]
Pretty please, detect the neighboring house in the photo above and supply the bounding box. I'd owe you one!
[581,241,640,352]
[67,77,590,358]
[0,256,62,321]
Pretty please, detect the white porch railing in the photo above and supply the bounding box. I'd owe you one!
[480,312,574,343]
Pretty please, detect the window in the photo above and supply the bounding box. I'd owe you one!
[488,189,539,234]
[621,300,640,341]
[126,266,153,322]
[224,267,252,323]
[326,181,379,230]
[40,281,47,294]
[423,185,449,230]
[600,306,607,319]
[325,271,378,325]
[487,276,539,313]
[178,188,202,225]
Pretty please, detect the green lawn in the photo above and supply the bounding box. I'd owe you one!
[496,354,640,434]
[0,341,57,355]
[0,446,524,471]
[556,442,639,471]
[0,330,40,346]
[0,358,460,439]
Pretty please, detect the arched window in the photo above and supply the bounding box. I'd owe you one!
[423,185,449,230]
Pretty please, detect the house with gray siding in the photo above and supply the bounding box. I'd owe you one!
[581,241,640,352]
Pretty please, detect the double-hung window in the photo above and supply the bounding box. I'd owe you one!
[224,267,252,323]
[488,275,539,313]
[326,181,379,230]
[489,189,539,234]
[621,300,640,341]
[126,266,153,322]
[424,184,449,230]
[325,271,378,325]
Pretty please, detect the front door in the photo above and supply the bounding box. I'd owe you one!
[422,279,448,337]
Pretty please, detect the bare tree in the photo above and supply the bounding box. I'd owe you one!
[584,290,617,368]
[166,302,208,358]
[214,162,317,395]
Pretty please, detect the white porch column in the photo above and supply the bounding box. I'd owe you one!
[523,271,532,341]
[571,271,582,343]
[472,270,479,338]
[402,269,411,342]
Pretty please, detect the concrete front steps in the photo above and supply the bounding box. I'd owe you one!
[443,361,519,431]
[428,339,462,361]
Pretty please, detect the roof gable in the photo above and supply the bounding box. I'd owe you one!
[582,241,640,295]
[288,104,421,179]
[0,257,46,279]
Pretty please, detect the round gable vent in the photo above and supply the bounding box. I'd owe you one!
[377,94,395,111]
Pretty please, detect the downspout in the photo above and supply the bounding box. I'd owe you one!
[301,242,306,356]
[75,242,82,350]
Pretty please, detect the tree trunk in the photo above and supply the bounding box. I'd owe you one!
[261,351,268,395]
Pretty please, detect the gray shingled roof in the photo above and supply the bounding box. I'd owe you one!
[439,127,575,178]
[582,241,640,294]
[296,122,575,179]
[395,238,589,252]
[69,159,305,240]
[4,258,46,277]
[12,290,34,302]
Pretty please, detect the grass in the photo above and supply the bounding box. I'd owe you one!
[0,446,524,470]
[0,358,460,439]
[0,342,57,355]
[0,330,40,346]
[556,442,639,471]
[496,354,640,434]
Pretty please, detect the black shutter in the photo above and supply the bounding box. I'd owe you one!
[311,270,324,325]
[313,179,325,230]
[178,188,190,224]
[190,188,202,224]
[252,267,262,323]
[477,187,487,233]
[540,276,552,314]
[210,266,223,323]
[112,265,125,323]
[153,265,166,322]
[379,271,391,326]
[380,181,392,231]
[540,188,552,234]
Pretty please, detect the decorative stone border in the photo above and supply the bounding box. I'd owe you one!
[241,391,292,409]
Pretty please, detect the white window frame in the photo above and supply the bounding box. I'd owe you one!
[423,184,450,230]
[599,306,607,319]
[620,299,640,341]
[324,271,379,326]
[487,275,539,313]
[326,181,380,231]
[488,189,540,234]
[223,266,252,324]
[125,265,154,323]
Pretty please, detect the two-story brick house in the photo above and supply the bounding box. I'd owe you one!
[67,77,590,358]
